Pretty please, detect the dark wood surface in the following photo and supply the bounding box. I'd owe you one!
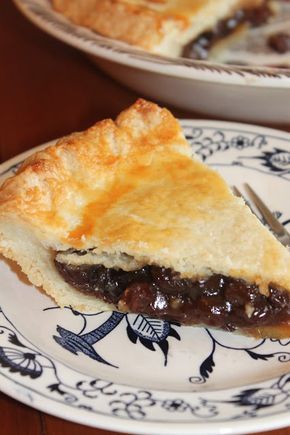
[0,1,289,434]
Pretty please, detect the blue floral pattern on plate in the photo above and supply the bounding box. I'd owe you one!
[0,120,289,434]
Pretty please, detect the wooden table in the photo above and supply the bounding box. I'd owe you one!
[1,1,289,434]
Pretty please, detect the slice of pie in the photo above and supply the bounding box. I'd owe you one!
[0,99,289,338]
[51,0,272,58]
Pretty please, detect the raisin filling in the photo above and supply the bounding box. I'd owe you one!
[268,32,290,54]
[55,259,290,332]
[182,3,272,60]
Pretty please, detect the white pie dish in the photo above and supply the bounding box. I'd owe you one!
[13,0,290,123]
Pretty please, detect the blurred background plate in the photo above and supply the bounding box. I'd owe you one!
[13,0,290,124]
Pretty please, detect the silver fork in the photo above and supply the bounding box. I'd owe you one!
[232,183,290,248]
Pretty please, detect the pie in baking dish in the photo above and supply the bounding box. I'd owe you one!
[0,99,289,338]
[51,0,272,58]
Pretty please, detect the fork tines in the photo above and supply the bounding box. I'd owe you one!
[232,183,290,248]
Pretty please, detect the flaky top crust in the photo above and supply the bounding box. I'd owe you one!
[51,0,265,55]
[1,99,290,297]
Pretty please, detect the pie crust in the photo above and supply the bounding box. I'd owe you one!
[0,99,289,337]
[51,0,266,56]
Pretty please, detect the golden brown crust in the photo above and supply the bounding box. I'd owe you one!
[52,0,172,51]
[51,0,266,56]
[0,99,290,337]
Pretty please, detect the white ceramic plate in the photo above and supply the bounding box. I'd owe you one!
[0,120,290,435]
[13,0,290,124]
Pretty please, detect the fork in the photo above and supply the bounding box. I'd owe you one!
[232,183,290,248]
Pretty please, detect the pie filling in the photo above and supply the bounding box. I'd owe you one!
[55,253,290,332]
[182,3,272,60]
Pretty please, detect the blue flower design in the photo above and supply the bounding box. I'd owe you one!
[230,135,250,149]
[162,399,189,412]
[0,346,43,378]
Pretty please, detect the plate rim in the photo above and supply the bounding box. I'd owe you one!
[0,375,290,435]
